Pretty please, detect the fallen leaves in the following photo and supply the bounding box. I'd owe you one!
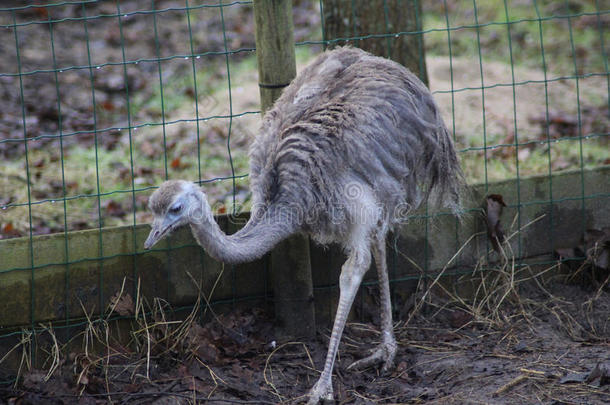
[529,110,579,140]
[485,194,506,253]
[529,106,610,143]
[559,371,589,384]
[103,200,126,218]
[586,362,610,387]
[109,292,135,317]
[170,157,191,170]
[480,107,609,173]
[560,362,610,387]
[0,223,21,239]
[491,360,609,398]
[554,227,610,286]
[583,228,610,270]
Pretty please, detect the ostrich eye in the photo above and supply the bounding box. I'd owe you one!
[169,204,182,214]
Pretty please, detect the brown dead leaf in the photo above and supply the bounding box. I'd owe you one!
[1,223,20,239]
[530,110,578,139]
[109,292,135,316]
[184,87,196,99]
[486,194,506,253]
[449,309,473,329]
[104,200,126,217]
[194,339,220,364]
[187,324,221,363]
[123,383,141,393]
[187,376,210,394]
[230,362,254,381]
[103,131,122,151]
[33,7,49,18]
[70,220,89,230]
[101,100,115,111]
[136,167,154,176]
[584,228,610,270]
[170,157,191,170]
[394,361,409,380]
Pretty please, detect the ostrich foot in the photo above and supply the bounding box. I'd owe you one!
[306,377,334,405]
[347,338,397,374]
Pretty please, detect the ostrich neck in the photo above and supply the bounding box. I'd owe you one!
[189,193,294,264]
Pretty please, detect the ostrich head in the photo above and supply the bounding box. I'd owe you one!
[143,180,206,249]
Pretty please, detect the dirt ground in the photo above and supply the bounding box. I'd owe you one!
[1,276,608,405]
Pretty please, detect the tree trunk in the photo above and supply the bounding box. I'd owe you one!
[321,0,428,85]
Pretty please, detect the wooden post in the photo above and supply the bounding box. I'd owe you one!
[321,0,428,85]
[253,0,316,339]
[253,0,297,111]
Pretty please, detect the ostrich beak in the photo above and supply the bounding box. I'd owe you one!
[144,218,170,249]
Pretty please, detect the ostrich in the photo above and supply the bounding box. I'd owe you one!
[144,47,462,404]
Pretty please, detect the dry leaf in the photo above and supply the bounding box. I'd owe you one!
[109,292,135,316]
[586,362,610,386]
[33,7,49,18]
[486,194,506,253]
[584,228,610,270]
[449,309,473,329]
[187,377,209,394]
[104,200,126,217]
[560,371,588,384]
[1,223,20,238]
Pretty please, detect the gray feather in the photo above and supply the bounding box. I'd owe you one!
[249,46,463,242]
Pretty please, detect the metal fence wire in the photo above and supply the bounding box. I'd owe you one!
[0,0,608,381]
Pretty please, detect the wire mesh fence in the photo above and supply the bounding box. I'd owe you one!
[0,0,608,383]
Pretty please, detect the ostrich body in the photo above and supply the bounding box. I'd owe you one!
[144,47,462,404]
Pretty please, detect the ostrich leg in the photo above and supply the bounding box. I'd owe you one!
[307,248,371,404]
[347,235,397,372]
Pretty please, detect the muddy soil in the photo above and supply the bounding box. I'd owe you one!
[1,280,608,404]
